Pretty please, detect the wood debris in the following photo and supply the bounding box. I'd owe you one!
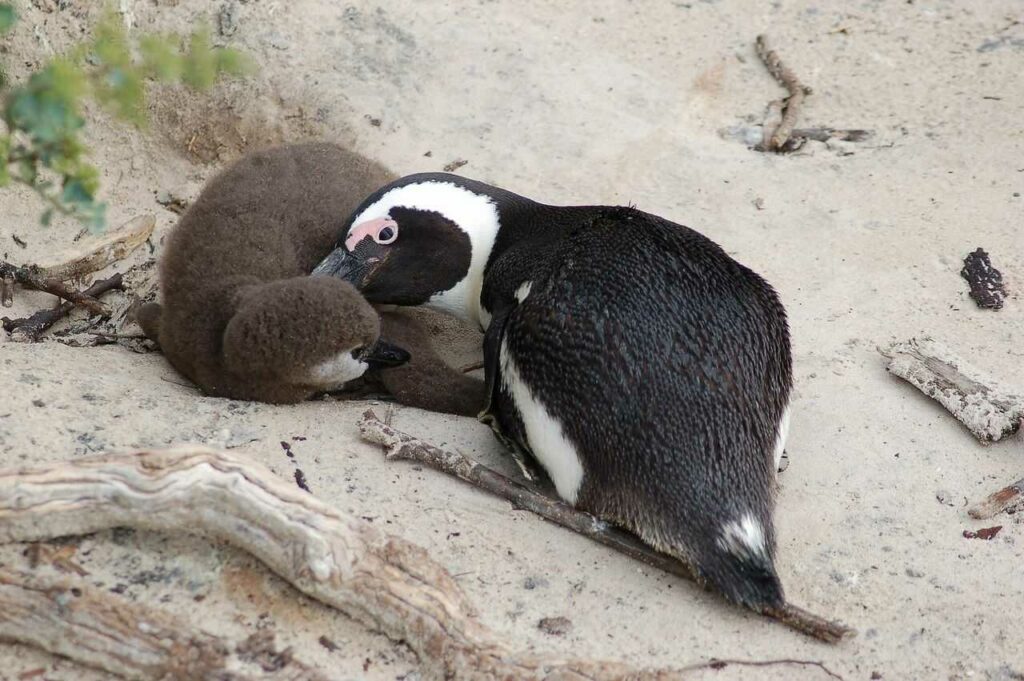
[879,336,1024,443]
[0,446,731,679]
[960,248,1007,310]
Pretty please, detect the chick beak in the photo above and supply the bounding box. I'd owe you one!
[358,339,410,369]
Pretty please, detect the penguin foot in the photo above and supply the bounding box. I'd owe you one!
[777,451,790,475]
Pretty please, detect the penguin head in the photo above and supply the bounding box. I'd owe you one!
[313,175,502,326]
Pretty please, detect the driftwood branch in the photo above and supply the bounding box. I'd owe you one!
[969,477,1024,520]
[0,447,714,680]
[755,35,813,152]
[879,337,1024,443]
[357,411,855,644]
[40,215,155,282]
[0,570,329,681]
[2,272,124,342]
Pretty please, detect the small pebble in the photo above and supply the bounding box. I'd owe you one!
[537,616,572,636]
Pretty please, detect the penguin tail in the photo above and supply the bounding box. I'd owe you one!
[696,513,786,611]
[134,302,163,345]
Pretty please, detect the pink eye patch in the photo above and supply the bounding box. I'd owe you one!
[345,217,399,251]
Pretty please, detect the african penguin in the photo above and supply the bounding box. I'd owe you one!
[314,173,793,612]
[139,145,485,414]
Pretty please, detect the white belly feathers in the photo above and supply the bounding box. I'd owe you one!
[499,337,585,504]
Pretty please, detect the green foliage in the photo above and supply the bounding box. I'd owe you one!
[0,4,14,34]
[0,4,250,231]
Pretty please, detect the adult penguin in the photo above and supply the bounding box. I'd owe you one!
[313,173,793,611]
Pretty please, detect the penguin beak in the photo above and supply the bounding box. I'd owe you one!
[358,339,410,369]
[312,246,366,283]
[312,237,385,288]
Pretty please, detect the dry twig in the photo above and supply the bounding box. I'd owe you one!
[755,35,813,152]
[0,569,329,681]
[678,657,844,680]
[879,337,1024,443]
[0,261,109,316]
[1,273,124,342]
[969,477,1024,520]
[357,411,855,643]
[0,447,706,680]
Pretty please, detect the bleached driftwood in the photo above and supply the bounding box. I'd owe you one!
[40,215,155,282]
[880,337,1024,443]
[357,412,854,644]
[0,569,329,681]
[0,447,695,680]
[969,477,1024,520]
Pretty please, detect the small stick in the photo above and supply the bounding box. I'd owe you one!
[968,477,1024,520]
[357,411,855,643]
[879,336,1024,443]
[0,569,331,681]
[2,273,123,342]
[39,214,155,282]
[791,128,872,143]
[0,272,12,307]
[0,261,108,316]
[678,658,844,680]
[755,35,813,152]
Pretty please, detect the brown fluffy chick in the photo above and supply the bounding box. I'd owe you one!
[137,142,484,413]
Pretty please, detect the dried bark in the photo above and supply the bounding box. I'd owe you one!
[960,248,1007,310]
[0,447,695,680]
[880,336,1024,443]
[40,215,155,282]
[357,411,855,644]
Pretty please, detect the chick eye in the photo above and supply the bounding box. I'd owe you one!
[376,224,397,244]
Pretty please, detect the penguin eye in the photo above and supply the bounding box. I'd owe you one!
[376,224,397,244]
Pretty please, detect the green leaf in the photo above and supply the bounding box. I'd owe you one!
[215,48,252,76]
[182,27,217,90]
[140,35,183,81]
[87,201,107,233]
[61,178,94,206]
[40,207,54,227]
[0,136,9,187]
[0,4,16,34]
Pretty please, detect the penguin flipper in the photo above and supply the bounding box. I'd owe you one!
[479,304,543,482]
[373,309,486,417]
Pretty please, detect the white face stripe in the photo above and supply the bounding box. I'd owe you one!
[500,337,585,504]
[307,350,367,389]
[772,404,791,477]
[349,181,500,329]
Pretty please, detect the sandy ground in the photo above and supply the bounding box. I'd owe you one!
[1,0,1023,679]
